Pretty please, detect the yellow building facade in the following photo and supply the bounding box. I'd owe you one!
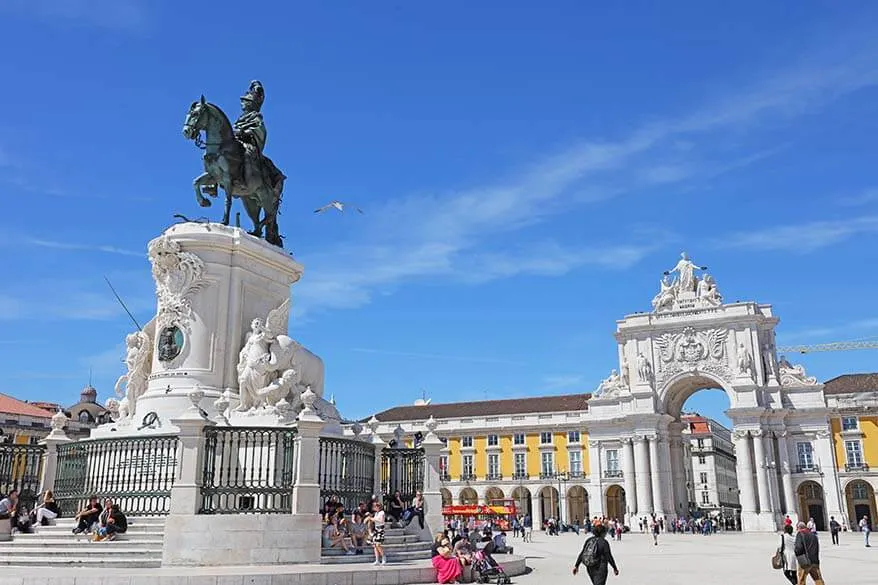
[825,374,878,529]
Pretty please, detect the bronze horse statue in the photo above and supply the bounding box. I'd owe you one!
[182,96,283,247]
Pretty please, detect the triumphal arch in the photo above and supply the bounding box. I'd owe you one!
[584,253,836,531]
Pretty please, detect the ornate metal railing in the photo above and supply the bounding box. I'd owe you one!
[318,437,375,513]
[845,463,869,472]
[603,469,624,479]
[200,427,297,514]
[0,442,45,512]
[795,464,821,474]
[381,447,424,503]
[54,435,177,517]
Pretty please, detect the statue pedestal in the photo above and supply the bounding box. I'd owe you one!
[120,223,303,435]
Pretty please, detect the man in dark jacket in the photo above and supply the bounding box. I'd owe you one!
[828,516,841,545]
[573,522,619,585]
[794,521,824,584]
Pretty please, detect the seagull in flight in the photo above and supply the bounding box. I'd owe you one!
[314,200,363,214]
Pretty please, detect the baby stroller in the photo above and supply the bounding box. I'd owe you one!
[473,541,511,584]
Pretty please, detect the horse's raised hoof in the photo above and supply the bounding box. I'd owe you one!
[198,198,212,208]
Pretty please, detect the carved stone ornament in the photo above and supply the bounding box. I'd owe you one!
[148,235,209,331]
[588,440,600,448]
[650,253,722,313]
[777,355,818,386]
[51,409,67,432]
[594,368,629,399]
[815,429,830,439]
[157,325,184,363]
[732,429,750,441]
[654,326,731,384]
[113,324,154,420]
[633,435,647,444]
[750,429,764,438]
[425,415,439,435]
[620,437,633,445]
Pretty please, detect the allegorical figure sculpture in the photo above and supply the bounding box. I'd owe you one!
[666,251,705,293]
[595,368,627,398]
[636,352,653,384]
[234,299,336,420]
[736,342,754,379]
[112,324,155,421]
[182,80,286,247]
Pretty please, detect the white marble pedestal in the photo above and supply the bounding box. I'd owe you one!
[100,223,303,436]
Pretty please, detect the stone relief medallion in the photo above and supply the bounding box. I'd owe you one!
[654,326,732,385]
[157,325,185,363]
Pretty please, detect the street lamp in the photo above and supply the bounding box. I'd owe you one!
[556,471,569,525]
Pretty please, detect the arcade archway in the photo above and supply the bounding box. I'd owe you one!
[511,486,532,517]
[484,486,504,504]
[845,480,875,530]
[605,485,626,520]
[459,487,478,505]
[440,488,453,507]
[567,485,589,524]
[798,481,826,531]
[538,486,560,525]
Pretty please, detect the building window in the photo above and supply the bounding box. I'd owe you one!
[605,449,619,472]
[797,442,814,469]
[462,436,473,448]
[701,491,710,504]
[462,454,474,478]
[541,452,554,476]
[29,436,41,445]
[514,453,527,478]
[845,441,864,467]
[540,432,553,445]
[568,430,581,444]
[569,451,583,474]
[841,416,859,431]
[78,411,92,424]
[487,434,499,447]
[439,455,448,471]
[513,433,526,445]
[700,472,708,484]
[698,456,706,465]
[697,438,705,449]
[488,453,500,478]
[852,482,869,500]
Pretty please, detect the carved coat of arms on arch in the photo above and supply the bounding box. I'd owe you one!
[653,326,732,383]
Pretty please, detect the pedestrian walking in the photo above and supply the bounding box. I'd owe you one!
[794,521,824,584]
[649,514,659,546]
[573,521,619,585]
[523,513,532,543]
[828,516,840,545]
[859,515,872,547]
[778,523,798,585]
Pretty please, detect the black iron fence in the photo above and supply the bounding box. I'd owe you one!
[380,447,424,504]
[318,437,375,513]
[200,426,297,514]
[54,435,178,517]
[0,442,45,511]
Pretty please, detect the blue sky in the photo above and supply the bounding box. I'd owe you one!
[2,1,878,426]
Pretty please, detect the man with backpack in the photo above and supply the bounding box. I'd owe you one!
[572,520,619,585]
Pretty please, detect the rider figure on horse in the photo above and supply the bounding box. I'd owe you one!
[233,80,285,198]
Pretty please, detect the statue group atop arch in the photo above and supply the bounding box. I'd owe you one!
[652,252,722,312]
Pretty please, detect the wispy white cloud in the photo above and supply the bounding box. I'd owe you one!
[350,347,524,366]
[717,216,878,253]
[295,43,878,315]
[0,0,146,30]
[23,237,143,257]
[779,317,878,343]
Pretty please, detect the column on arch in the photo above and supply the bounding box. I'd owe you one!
[621,437,638,518]
[751,429,773,514]
[733,430,758,514]
[649,435,666,515]
[633,435,653,515]
[668,432,687,517]
[776,431,797,518]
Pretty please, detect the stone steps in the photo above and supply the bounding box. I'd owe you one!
[320,526,432,565]
[2,517,165,568]
[320,549,435,565]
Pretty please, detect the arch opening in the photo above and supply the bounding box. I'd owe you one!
[459,487,478,505]
[605,485,626,520]
[797,481,827,531]
[567,485,588,525]
[538,486,560,527]
[511,486,532,518]
[484,486,505,504]
[440,488,453,507]
[845,480,875,531]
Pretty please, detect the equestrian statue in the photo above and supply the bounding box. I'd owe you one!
[182,81,286,247]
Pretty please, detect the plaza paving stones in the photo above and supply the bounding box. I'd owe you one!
[502,530,875,585]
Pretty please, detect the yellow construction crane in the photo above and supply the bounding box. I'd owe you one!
[776,340,878,354]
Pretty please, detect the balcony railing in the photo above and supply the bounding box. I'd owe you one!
[603,469,623,479]
[439,472,451,482]
[539,471,556,479]
[795,464,821,474]
[461,473,477,481]
[486,473,503,481]
[512,472,528,480]
[568,471,585,479]
[844,463,869,472]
